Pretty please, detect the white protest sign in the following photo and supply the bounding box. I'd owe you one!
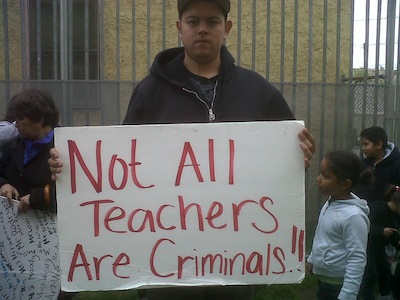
[0,197,60,300]
[55,121,305,292]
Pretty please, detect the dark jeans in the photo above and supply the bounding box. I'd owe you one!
[316,280,341,300]
[360,248,392,300]
[141,286,254,300]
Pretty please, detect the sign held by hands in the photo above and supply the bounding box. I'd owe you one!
[55,121,305,291]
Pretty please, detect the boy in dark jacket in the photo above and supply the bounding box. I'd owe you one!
[360,185,400,299]
[358,126,400,204]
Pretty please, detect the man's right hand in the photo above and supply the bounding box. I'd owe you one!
[48,148,63,181]
[0,183,19,206]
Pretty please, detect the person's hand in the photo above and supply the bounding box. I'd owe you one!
[305,262,313,274]
[0,183,19,206]
[383,227,398,237]
[48,148,63,181]
[298,127,315,169]
[18,194,31,214]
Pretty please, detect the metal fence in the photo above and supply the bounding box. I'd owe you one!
[1,0,400,240]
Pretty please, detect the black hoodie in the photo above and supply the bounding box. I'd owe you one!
[359,142,400,203]
[123,46,294,125]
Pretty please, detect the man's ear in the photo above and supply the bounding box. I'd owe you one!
[224,20,233,38]
[376,140,384,150]
[341,179,352,191]
[176,20,182,33]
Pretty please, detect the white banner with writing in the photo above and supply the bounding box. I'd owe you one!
[55,121,306,291]
[0,197,60,300]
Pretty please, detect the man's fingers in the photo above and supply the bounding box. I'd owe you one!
[48,148,62,176]
[298,128,316,169]
[298,128,316,154]
[49,148,59,159]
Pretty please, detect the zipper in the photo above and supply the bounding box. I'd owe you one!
[183,80,218,122]
[322,198,332,215]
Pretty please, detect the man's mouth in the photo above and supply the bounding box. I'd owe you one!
[195,39,210,44]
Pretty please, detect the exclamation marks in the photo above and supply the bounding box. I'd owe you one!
[291,225,305,262]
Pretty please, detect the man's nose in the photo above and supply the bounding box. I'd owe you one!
[198,20,208,33]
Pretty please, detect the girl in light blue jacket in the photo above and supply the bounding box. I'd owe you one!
[306,151,373,300]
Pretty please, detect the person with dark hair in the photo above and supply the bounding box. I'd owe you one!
[0,89,79,300]
[0,89,59,213]
[358,126,400,204]
[306,151,373,300]
[360,185,400,300]
[0,89,60,210]
[121,0,315,168]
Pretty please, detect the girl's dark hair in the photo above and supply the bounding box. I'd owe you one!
[360,126,388,148]
[8,89,59,128]
[325,150,373,188]
[383,185,400,204]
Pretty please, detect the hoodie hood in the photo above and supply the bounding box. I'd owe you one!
[325,192,370,216]
[149,45,236,88]
[383,142,400,162]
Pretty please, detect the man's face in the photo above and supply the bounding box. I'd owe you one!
[361,137,382,159]
[177,1,232,65]
[15,117,48,140]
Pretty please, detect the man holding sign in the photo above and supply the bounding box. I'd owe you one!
[122,0,314,169]
[49,1,315,299]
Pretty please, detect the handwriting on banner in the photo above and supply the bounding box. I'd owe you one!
[67,197,289,281]
[0,197,60,300]
[67,138,235,193]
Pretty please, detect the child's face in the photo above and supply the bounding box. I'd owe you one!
[317,159,345,198]
[361,137,382,159]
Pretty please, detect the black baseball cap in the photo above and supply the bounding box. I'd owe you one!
[178,0,231,16]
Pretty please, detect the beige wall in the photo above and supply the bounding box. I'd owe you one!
[1,1,351,83]
[103,0,351,82]
[0,0,22,81]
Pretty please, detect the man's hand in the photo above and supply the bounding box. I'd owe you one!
[298,127,315,169]
[48,148,63,181]
[18,194,31,214]
[0,183,19,206]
